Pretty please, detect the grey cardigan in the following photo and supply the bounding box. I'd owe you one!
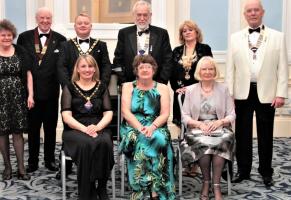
[181,82,236,128]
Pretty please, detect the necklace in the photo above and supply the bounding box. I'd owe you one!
[178,44,197,80]
[73,81,100,111]
[71,38,98,55]
[248,26,265,60]
[201,83,213,94]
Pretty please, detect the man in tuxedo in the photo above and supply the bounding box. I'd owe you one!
[17,7,66,172]
[226,0,288,187]
[113,0,172,84]
[57,13,111,88]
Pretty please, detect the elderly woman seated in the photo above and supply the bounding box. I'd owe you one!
[180,56,235,200]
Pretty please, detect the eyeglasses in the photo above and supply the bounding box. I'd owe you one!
[138,64,152,70]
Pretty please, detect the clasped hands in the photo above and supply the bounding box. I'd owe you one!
[84,124,102,138]
[192,120,223,135]
[139,125,156,138]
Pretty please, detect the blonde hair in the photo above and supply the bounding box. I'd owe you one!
[74,13,91,23]
[71,55,100,82]
[179,20,203,44]
[194,56,220,81]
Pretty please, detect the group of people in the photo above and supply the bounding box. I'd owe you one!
[0,0,288,200]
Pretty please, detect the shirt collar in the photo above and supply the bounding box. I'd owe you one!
[38,27,50,35]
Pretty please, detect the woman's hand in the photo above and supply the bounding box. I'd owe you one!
[85,124,99,138]
[27,95,34,110]
[140,125,156,138]
[176,87,187,94]
[200,120,223,134]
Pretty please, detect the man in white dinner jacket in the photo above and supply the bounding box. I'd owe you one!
[226,0,288,187]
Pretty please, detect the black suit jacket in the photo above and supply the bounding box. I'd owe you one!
[113,25,173,84]
[57,38,112,88]
[170,43,213,91]
[17,29,66,100]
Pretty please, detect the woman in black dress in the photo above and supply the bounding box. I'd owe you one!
[61,54,114,200]
[0,19,34,181]
[170,20,213,127]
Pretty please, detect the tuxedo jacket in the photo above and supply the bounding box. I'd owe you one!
[170,43,212,91]
[17,29,66,100]
[226,26,288,103]
[113,25,173,84]
[57,38,112,87]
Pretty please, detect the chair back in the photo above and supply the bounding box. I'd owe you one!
[177,93,186,140]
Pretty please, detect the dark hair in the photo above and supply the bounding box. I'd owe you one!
[0,19,17,39]
[132,55,158,76]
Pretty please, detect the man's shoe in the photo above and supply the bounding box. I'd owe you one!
[231,173,250,183]
[26,165,38,173]
[45,162,59,171]
[263,176,273,187]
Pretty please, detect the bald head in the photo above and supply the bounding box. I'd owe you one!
[36,7,52,33]
[244,0,265,28]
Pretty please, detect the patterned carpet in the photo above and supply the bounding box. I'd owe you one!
[0,138,291,200]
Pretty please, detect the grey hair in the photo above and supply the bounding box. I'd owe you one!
[132,0,152,14]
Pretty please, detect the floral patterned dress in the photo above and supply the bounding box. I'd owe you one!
[119,81,175,200]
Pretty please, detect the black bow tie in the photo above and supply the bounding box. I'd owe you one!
[138,29,149,36]
[79,39,89,44]
[39,33,49,38]
[249,27,261,34]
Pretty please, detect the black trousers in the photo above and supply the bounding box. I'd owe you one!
[235,83,275,177]
[28,99,59,165]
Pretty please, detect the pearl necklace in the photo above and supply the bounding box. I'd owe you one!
[201,83,213,93]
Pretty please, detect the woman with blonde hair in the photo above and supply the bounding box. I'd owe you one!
[61,54,114,200]
[170,20,212,127]
[180,56,235,200]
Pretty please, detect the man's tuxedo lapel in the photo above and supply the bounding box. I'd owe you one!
[89,37,96,47]
[149,26,157,55]
[70,39,80,58]
[242,29,252,67]
[128,29,137,56]
[257,28,269,71]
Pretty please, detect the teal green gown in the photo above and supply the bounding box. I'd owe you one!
[119,81,176,200]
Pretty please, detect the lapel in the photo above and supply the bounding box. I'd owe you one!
[149,25,157,55]
[256,27,269,72]
[242,26,269,74]
[71,39,80,58]
[128,26,137,55]
[241,28,251,67]
[89,37,96,47]
[43,32,54,57]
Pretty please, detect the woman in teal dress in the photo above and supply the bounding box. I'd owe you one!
[119,55,175,200]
